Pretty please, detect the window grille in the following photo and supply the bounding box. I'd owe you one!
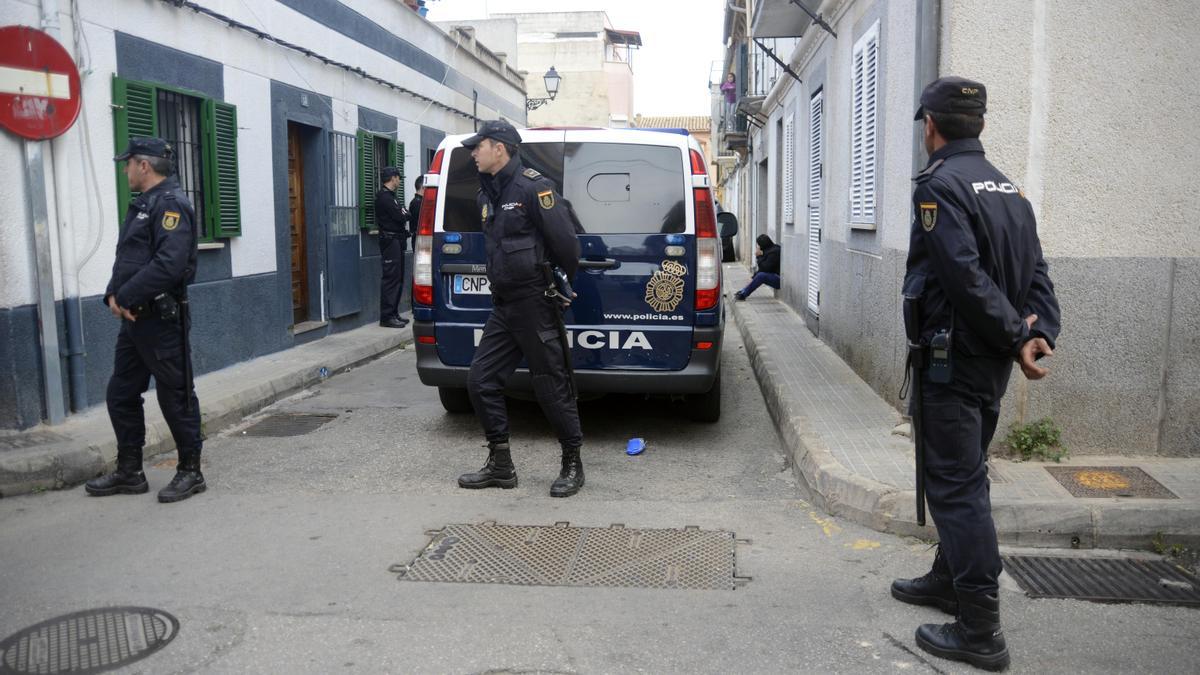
[157,89,206,235]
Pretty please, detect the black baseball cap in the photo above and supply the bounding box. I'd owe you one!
[380,166,401,180]
[114,136,173,161]
[914,76,987,120]
[461,119,522,148]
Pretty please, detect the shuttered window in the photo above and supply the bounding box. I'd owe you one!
[357,130,404,230]
[783,115,795,224]
[111,76,241,242]
[850,21,879,225]
[807,90,823,315]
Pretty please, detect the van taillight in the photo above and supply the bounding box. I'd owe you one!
[689,149,707,175]
[428,149,444,175]
[413,186,438,306]
[694,186,720,310]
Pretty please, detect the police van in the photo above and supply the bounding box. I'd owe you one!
[411,127,733,422]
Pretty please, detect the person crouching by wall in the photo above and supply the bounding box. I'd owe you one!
[733,234,781,300]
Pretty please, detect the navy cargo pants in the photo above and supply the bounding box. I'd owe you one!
[467,293,582,449]
[107,316,202,453]
[919,352,1012,596]
[379,232,407,320]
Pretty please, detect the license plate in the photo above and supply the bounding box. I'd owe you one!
[453,274,490,295]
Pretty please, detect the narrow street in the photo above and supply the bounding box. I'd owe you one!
[1,326,1194,673]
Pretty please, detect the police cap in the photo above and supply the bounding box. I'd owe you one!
[914,76,987,120]
[114,136,173,161]
[461,119,521,148]
[380,166,401,181]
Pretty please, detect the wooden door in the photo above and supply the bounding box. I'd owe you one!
[288,124,309,324]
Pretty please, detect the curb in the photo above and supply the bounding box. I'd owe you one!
[730,299,1200,549]
[0,327,410,498]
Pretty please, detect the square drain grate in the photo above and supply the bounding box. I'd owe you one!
[239,413,337,437]
[1045,466,1177,499]
[1004,555,1200,606]
[393,523,739,591]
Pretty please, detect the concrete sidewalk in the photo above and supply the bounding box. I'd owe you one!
[0,324,411,497]
[725,263,1200,550]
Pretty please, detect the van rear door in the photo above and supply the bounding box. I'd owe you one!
[560,132,694,371]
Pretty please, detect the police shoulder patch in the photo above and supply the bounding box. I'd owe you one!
[161,211,181,231]
[538,190,554,210]
[523,168,541,179]
[919,202,937,232]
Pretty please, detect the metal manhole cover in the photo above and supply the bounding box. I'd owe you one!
[239,413,337,437]
[1004,555,1200,606]
[393,523,740,591]
[1045,466,1177,498]
[0,607,179,674]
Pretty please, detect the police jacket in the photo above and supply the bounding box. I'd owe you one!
[477,156,580,302]
[375,188,408,235]
[104,176,198,310]
[904,138,1061,357]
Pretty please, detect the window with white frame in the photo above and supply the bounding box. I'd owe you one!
[850,21,879,225]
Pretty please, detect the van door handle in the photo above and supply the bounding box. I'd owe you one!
[579,258,618,269]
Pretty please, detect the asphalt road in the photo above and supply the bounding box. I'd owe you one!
[1,326,1196,673]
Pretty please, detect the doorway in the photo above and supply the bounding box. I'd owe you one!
[756,158,769,245]
[287,123,309,324]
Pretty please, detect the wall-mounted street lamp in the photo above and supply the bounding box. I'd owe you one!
[526,66,562,111]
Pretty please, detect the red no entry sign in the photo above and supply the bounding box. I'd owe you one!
[0,25,82,140]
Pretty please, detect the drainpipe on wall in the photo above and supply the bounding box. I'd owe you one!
[912,0,940,175]
[41,0,90,413]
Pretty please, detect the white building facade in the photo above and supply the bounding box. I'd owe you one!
[716,0,1200,457]
[1,0,526,430]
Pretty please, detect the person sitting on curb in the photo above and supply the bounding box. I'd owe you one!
[734,234,781,300]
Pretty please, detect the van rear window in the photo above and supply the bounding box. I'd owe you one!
[442,142,685,234]
[443,144,564,232]
[563,143,685,234]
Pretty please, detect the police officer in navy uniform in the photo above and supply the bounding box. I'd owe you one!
[892,78,1061,671]
[456,120,585,497]
[377,166,409,328]
[86,137,206,503]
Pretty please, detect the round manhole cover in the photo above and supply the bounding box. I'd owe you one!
[0,607,178,675]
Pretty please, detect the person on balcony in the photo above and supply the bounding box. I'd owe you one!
[720,72,738,128]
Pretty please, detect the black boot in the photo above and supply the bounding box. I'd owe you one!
[158,450,207,503]
[549,446,584,498]
[891,546,958,614]
[458,442,518,489]
[915,592,1010,671]
[86,447,149,496]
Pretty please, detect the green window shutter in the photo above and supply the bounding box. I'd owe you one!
[393,140,405,202]
[358,129,377,229]
[111,76,157,223]
[202,99,241,237]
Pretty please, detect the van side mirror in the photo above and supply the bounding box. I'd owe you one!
[717,212,739,238]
